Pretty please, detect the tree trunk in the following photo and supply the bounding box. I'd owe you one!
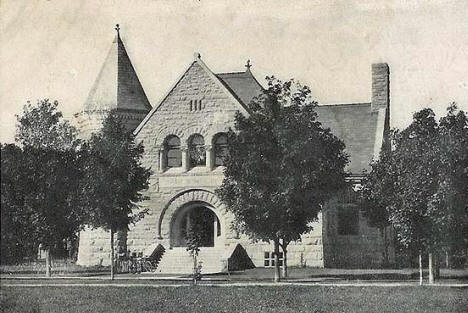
[380,228,389,268]
[418,251,423,286]
[110,229,115,280]
[274,239,281,282]
[45,248,51,277]
[282,249,288,278]
[435,251,440,279]
[193,254,198,286]
[445,250,449,269]
[428,252,434,284]
[280,241,289,278]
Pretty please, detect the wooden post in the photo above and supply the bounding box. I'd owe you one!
[428,252,434,284]
[110,229,115,280]
[419,252,423,286]
[45,248,51,277]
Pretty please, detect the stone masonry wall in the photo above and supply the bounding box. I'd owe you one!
[322,197,395,268]
[371,63,390,112]
[76,110,148,266]
[129,59,326,268]
[78,57,392,269]
[129,60,246,255]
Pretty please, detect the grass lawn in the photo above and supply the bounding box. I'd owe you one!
[225,267,468,281]
[0,259,109,276]
[1,285,467,313]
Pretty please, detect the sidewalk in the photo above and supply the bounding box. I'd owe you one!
[2,280,467,288]
[2,267,467,286]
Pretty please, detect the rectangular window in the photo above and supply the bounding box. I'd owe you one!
[264,251,283,267]
[337,205,359,235]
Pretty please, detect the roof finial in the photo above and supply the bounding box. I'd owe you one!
[193,52,201,60]
[115,24,120,36]
[245,59,252,71]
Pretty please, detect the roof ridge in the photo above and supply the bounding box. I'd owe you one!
[317,102,371,107]
[216,71,248,76]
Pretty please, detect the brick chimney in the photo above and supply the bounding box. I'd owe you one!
[371,63,390,112]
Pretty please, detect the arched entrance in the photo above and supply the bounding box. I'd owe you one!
[170,202,221,248]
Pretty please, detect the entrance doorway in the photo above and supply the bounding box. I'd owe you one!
[171,203,221,248]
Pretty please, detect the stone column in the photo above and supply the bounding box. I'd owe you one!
[185,211,192,246]
[205,145,214,171]
[181,146,189,172]
[213,214,218,246]
[186,211,192,233]
[158,146,166,172]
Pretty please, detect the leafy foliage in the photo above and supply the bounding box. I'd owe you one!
[1,144,36,263]
[15,99,78,150]
[361,104,468,255]
[216,77,348,261]
[427,104,468,252]
[1,100,84,264]
[81,111,151,232]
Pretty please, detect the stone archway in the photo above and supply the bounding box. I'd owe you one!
[170,201,221,248]
[158,189,230,248]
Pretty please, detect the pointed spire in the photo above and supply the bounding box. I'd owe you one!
[82,26,152,113]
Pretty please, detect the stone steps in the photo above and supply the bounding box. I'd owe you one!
[156,247,226,274]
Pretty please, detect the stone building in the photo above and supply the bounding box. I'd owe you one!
[76,28,394,272]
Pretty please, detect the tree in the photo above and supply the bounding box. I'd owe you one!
[387,109,440,284]
[15,99,77,150]
[82,111,151,280]
[360,148,395,267]
[427,104,468,270]
[1,144,36,264]
[361,105,468,284]
[185,220,204,285]
[3,99,84,276]
[216,77,348,282]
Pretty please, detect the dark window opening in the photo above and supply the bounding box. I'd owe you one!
[189,99,204,111]
[189,134,206,167]
[337,205,359,235]
[165,136,182,168]
[214,133,228,166]
[264,251,283,267]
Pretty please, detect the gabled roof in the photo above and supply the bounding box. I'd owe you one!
[83,33,152,113]
[315,103,384,174]
[134,54,253,135]
[216,70,264,107]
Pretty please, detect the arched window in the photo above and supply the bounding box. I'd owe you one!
[165,136,181,168]
[214,133,228,166]
[189,134,205,167]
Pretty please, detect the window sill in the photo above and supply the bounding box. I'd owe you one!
[163,167,185,174]
[160,166,225,175]
[187,166,208,174]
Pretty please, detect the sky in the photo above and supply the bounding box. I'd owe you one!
[1,0,467,143]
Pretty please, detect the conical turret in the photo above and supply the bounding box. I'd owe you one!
[76,25,151,138]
